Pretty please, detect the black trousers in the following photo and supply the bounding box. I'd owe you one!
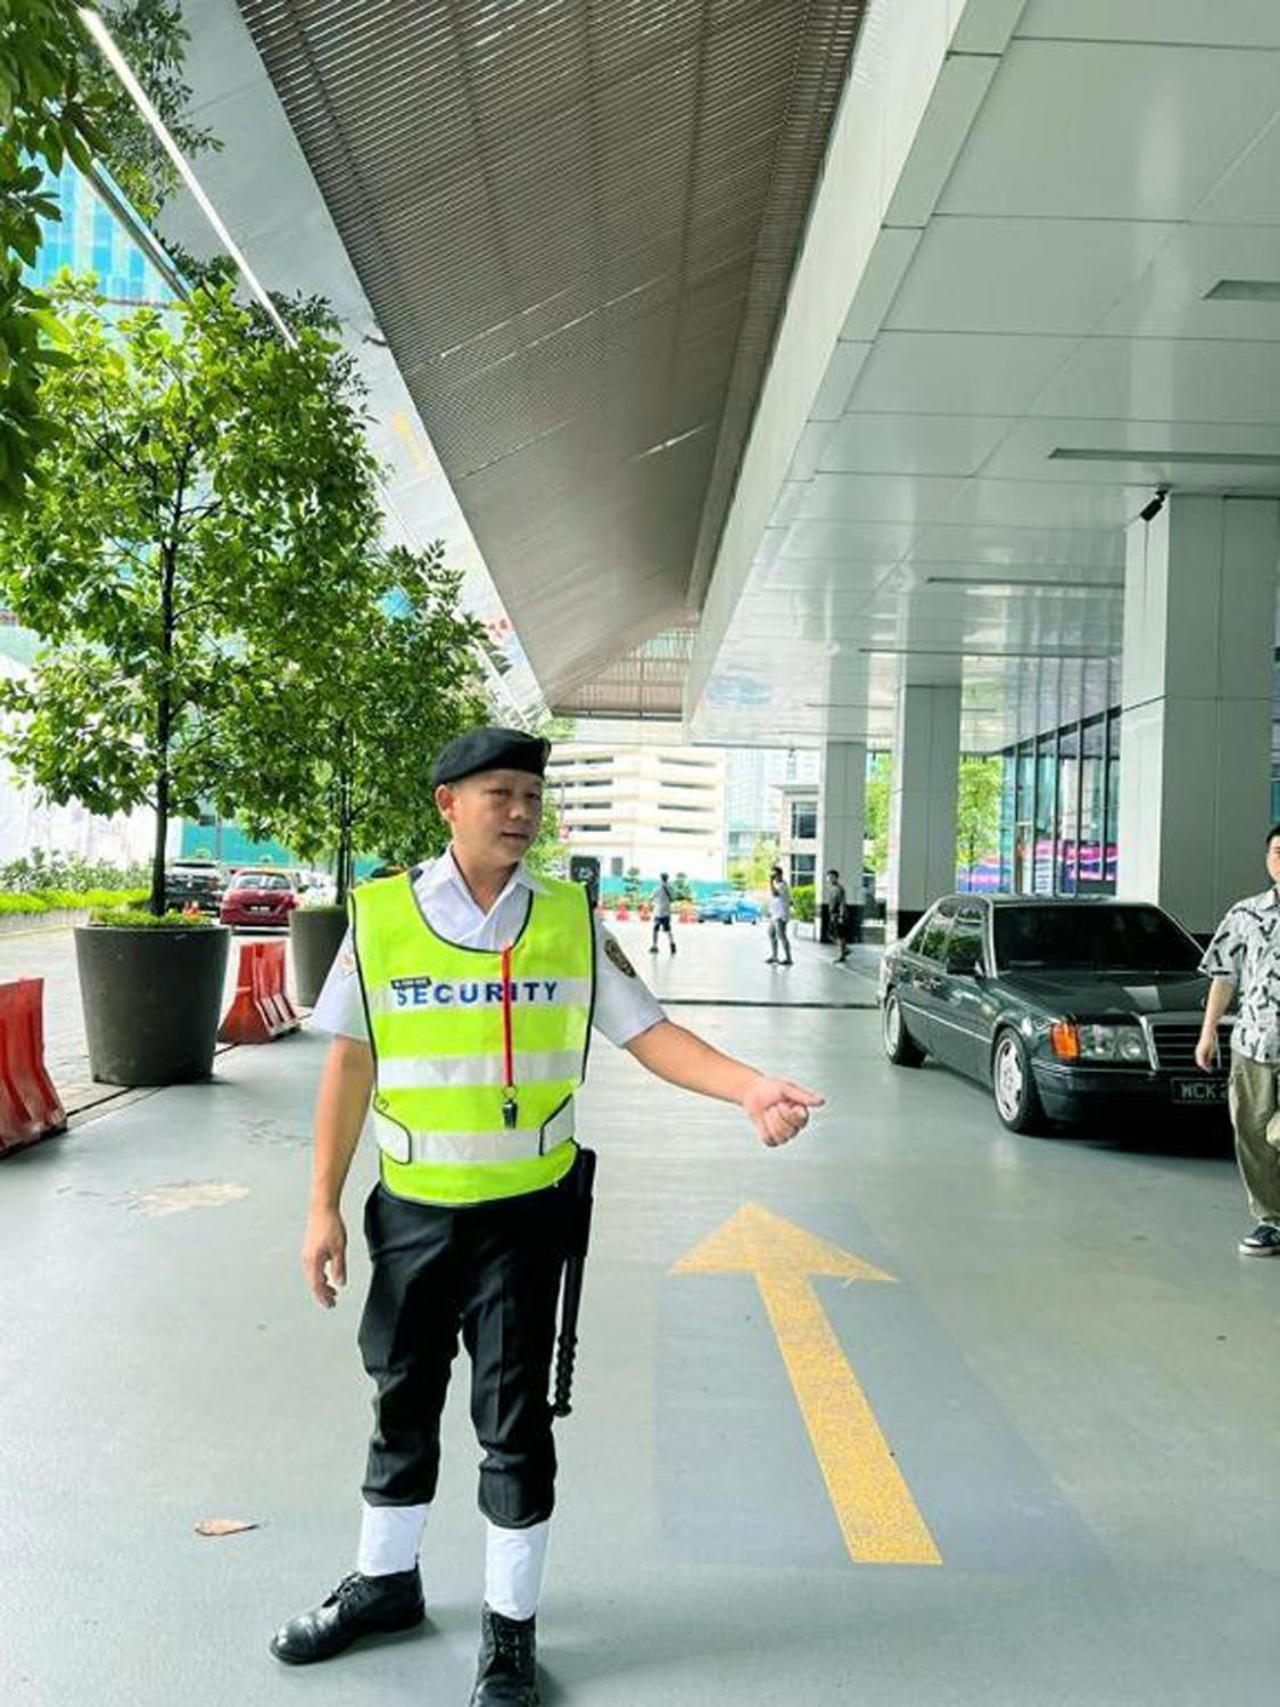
[358,1169,572,1529]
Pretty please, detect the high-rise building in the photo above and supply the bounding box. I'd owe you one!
[724,746,821,864]
[548,743,727,886]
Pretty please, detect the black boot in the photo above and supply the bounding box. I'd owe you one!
[469,1604,539,1705]
[270,1568,424,1665]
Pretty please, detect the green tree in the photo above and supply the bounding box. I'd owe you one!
[0,1,103,507]
[865,753,891,875]
[219,543,491,906]
[956,754,1003,886]
[0,278,383,915]
[0,1,215,509]
[728,833,779,892]
[670,870,692,903]
[623,865,642,904]
[79,1,220,222]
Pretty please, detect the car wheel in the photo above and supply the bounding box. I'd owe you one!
[991,1029,1048,1134]
[882,991,925,1067]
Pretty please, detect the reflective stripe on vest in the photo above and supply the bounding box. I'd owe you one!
[352,869,595,1206]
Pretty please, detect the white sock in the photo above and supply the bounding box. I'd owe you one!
[357,1500,428,1577]
[484,1519,550,1622]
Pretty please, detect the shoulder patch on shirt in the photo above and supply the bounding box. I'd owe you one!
[603,932,636,978]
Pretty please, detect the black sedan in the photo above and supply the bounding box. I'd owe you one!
[878,895,1233,1134]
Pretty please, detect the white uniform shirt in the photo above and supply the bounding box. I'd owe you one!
[769,881,792,922]
[312,850,665,1048]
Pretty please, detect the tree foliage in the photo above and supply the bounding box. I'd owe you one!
[728,833,779,892]
[864,751,1003,882]
[218,542,491,906]
[1,1,217,507]
[0,277,384,914]
[82,1,220,221]
[956,754,1003,881]
[0,0,102,506]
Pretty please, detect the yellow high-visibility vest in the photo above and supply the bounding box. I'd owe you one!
[351,868,595,1206]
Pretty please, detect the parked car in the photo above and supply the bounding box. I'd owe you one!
[295,870,337,905]
[697,892,762,924]
[219,869,299,929]
[879,895,1233,1134]
[164,858,225,914]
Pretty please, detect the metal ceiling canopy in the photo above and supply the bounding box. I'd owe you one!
[233,0,865,712]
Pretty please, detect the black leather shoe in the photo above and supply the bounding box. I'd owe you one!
[469,1604,539,1704]
[270,1568,424,1665]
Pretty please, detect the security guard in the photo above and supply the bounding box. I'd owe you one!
[271,727,823,1704]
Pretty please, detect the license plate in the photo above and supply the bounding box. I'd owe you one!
[1172,1078,1227,1105]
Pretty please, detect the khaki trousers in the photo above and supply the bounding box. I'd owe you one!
[1227,1051,1280,1225]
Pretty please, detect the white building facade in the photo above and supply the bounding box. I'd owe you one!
[548,742,727,886]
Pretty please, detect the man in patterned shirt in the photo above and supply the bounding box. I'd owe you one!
[1196,823,1280,1255]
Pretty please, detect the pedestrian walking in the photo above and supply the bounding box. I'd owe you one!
[649,871,676,955]
[271,727,823,1703]
[1196,821,1280,1256]
[766,866,793,966]
[825,868,848,964]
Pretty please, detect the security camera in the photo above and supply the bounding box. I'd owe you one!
[1139,488,1168,523]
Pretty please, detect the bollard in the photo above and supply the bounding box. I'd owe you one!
[0,979,67,1156]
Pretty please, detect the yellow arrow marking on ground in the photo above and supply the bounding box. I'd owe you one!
[674,1203,942,1566]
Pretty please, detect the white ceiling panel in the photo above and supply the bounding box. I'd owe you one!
[1034,338,1280,426]
[697,13,1280,757]
[933,479,1136,531]
[1195,115,1280,225]
[819,412,1014,477]
[809,341,872,422]
[904,524,1126,567]
[796,472,966,523]
[886,217,1178,336]
[1097,226,1280,341]
[778,519,920,562]
[983,418,1280,489]
[1018,0,1280,51]
[940,41,1280,223]
[850,331,1078,418]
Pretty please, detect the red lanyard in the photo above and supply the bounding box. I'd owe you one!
[500,944,517,1128]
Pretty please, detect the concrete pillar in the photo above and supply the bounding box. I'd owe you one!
[1118,495,1279,938]
[820,740,866,940]
[888,684,960,939]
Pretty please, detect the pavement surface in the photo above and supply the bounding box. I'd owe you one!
[0,923,300,1119]
[2,920,1273,1707]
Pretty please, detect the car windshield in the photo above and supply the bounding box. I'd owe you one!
[992,905,1200,973]
[234,872,289,891]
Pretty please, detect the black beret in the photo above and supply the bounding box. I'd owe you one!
[432,726,550,788]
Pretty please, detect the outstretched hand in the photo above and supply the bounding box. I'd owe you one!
[742,1076,825,1147]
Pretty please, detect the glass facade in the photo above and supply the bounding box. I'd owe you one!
[28,162,176,306]
[998,708,1122,897]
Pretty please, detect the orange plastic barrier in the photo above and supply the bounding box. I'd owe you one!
[0,978,66,1156]
[218,941,300,1044]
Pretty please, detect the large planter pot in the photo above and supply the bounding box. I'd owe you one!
[74,924,230,1087]
[289,907,348,1007]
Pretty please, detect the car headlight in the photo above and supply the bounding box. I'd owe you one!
[1050,1022,1148,1064]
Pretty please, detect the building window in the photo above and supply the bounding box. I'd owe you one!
[997,707,1119,898]
[790,800,817,841]
[790,854,816,887]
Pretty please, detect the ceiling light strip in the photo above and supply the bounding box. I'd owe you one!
[78,6,296,347]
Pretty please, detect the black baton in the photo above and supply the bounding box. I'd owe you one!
[551,1147,597,1419]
